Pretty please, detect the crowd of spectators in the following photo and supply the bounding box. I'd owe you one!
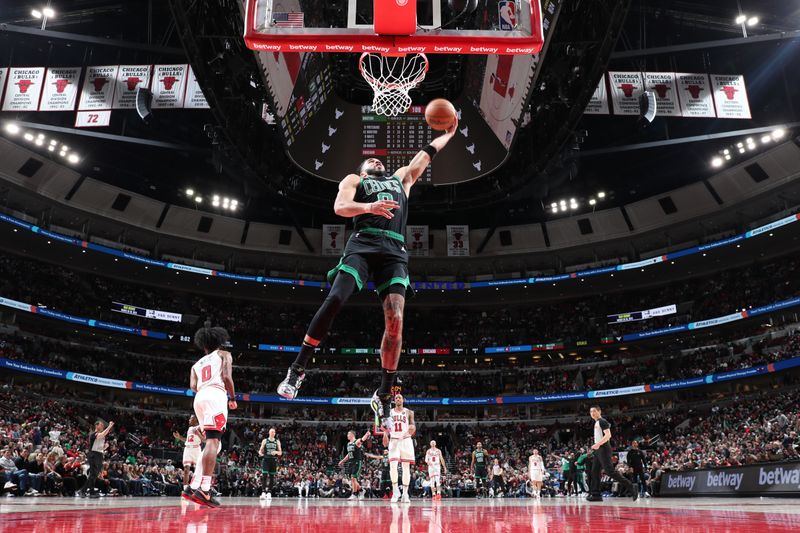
[2,379,799,500]
[0,250,798,349]
[2,328,797,398]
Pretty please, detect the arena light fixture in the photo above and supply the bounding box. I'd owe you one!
[597,191,606,199]
[747,17,759,26]
[772,128,786,139]
[42,7,55,18]
[761,135,772,144]
[61,145,69,151]
[5,123,20,135]
[711,157,723,168]
[47,145,55,152]
[23,133,34,141]
[58,150,66,157]
[34,138,44,146]
[194,196,202,203]
[560,205,567,212]
[186,188,194,197]
[589,198,597,206]
[551,207,558,214]
[735,15,747,24]
[724,154,732,160]
[67,153,80,164]
[31,9,42,18]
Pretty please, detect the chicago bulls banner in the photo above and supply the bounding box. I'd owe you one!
[0,68,8,105]
[608,72,644,115]
[184,67,210,109]
[644,72,680,116]
[40,67,81,111]
[112,65,151,109]
[152,64,188,109]
[676,73,715,118]
[447,225,470,257]
[322,224,346,256]
[406,225,429,256]
[78,66,119,110]
[711,74,752,119]
[584,74,609,115]
[2,68,45,112]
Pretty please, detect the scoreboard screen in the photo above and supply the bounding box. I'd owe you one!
[607,304,677,324]
[361,106,434,183]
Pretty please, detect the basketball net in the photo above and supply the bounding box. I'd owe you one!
[359,53,429,117]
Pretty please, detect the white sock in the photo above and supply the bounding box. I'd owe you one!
[200,475,212,491]
[392,483,399,493]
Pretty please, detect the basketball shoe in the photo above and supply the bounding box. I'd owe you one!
[277,366,305,399]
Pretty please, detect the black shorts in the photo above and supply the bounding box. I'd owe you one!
[475,467,488,480]
[262,458,277,475]
[327,229,413,299]
[345,462,363,479]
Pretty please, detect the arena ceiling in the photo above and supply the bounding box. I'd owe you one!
[0,0,798,228]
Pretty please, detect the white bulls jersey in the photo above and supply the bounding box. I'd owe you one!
[389,407,410,439]
[529,455,543,471]
[192,350,225,393]
[185,426,202,448]
[426,449,442,469]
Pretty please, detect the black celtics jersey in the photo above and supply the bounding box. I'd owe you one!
[474,450,487,466]
[347,441,364,464]
[353,174,408,236]
[264,438,279,458]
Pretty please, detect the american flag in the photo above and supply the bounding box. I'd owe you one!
[272,12,304,28]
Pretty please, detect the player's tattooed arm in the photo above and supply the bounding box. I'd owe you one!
[334,174,398,219]
[407,410,416,437]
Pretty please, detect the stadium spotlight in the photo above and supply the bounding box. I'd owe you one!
[772,128,786,140]
[761,135,771,144]
[551,207,558,214]
[5,123,20,135]
[186,188,194,197]
[589,198,597,206]
[711,157,723,168]
[735,15,746,24]
[31,9,42,18]
[597,191,606,199]
[747,17,758,26]
[34,138,44,146]
[560,205,567,212]
[194,196,203,203]
[43,7,55,18]
[24,133,34,141]
[67,154,80,164]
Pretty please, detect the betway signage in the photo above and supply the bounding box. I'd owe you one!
[249,42,538,55]
[661,463,800,495]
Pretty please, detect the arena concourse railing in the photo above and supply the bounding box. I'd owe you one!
[1,292,799,351]
[1,211,798,292]
[2,352,799,406]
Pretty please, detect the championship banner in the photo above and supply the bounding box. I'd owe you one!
[407,225,429,256]
[711,74,752,119]
[78,65,119,110]
[322,224,346,256]
[608,71,644,115]
[0,68,7,104]
[184,67,210,109]
[112,65,151,109]
[447,225,470,257]
[151,64,188,109]
[39,67,81,111]
[1,68,45,111]
[584,74,609,115]
[676,73,715,118]
[644,72,680,116]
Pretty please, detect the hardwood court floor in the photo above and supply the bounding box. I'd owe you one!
[2,495,800,532]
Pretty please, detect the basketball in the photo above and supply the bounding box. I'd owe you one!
[425,98,457,131]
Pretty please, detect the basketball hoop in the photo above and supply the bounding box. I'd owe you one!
[359,52,429,117]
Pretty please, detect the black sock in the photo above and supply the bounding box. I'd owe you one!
[291,342,315,372]
[378,369,396,396]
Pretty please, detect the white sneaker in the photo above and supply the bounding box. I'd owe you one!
[401,493,410,503]
[391,491,401,503]
[260,492,267,500]
[266,493,272,500]
[348,494,358,500]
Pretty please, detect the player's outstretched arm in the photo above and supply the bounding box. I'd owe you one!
[396,115,459,189]
[334,173,399,219]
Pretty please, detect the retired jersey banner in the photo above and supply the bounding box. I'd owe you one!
[711,74,752,119]
[584,74,609,115]
[40,67,81,111]
[407,225,429,256]
[644,72,680,116]
[608,72,644,115]
[676,73,715,118]
[78,66,119,110]
[112,65,151,109]
[184,67,210,109]
[447,225,470,257]
[2,68,45,111]
[322,224,346,256]
[151,64,188,109]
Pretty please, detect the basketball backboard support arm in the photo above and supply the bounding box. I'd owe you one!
[244,0,544,55]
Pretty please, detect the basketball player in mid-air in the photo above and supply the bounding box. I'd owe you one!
[425,440,447,500]
[338,429,372,499]
[188,323,237,508]
[383,393,416,503]
[174,415,204,497]
[258,427,282,500]
[277,115,459,432]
